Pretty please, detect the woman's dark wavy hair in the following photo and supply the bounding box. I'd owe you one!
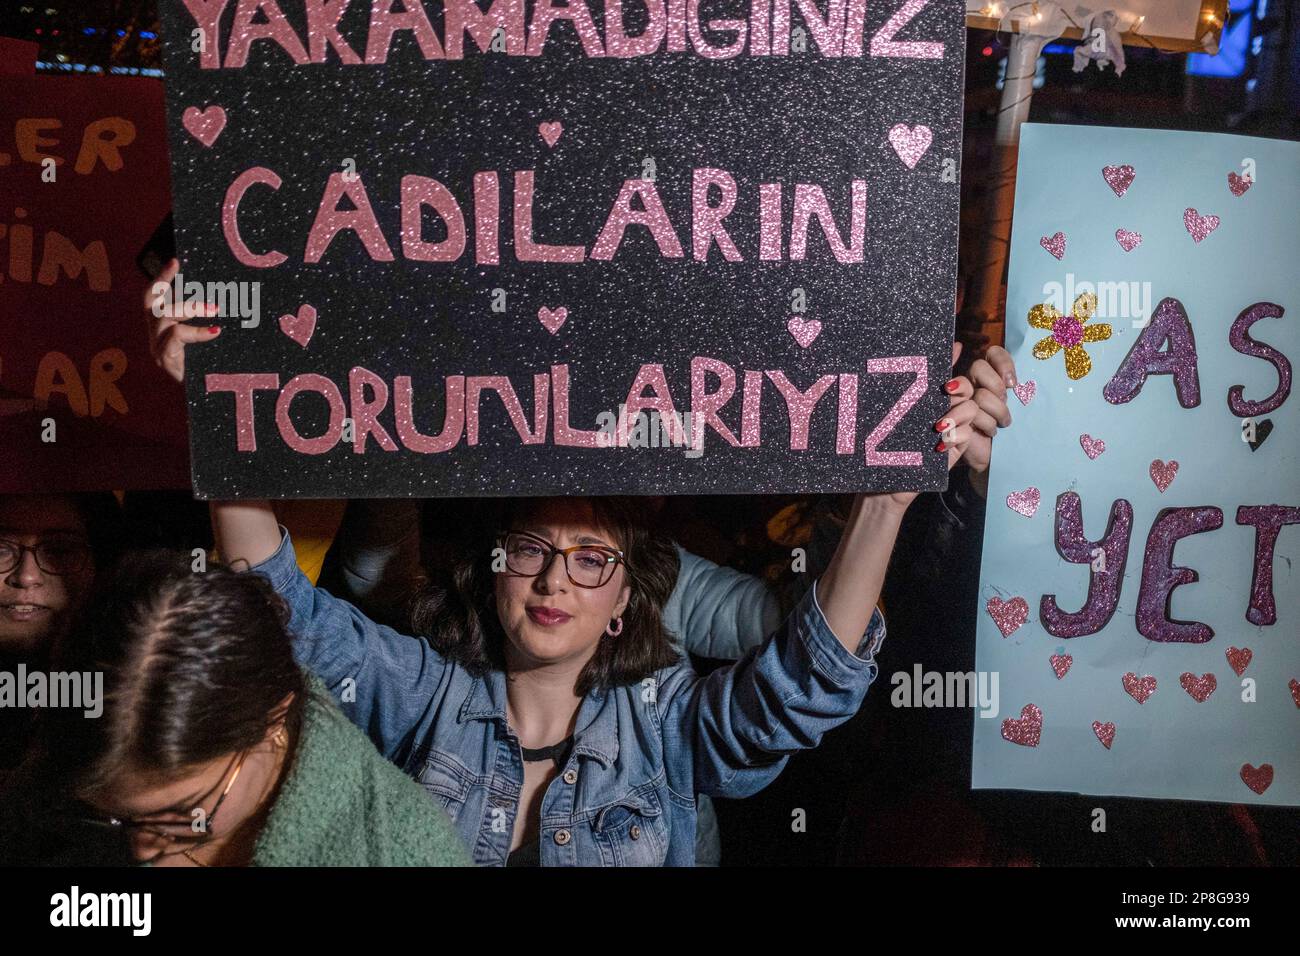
[46,550,306,798]
[411,497,681,696]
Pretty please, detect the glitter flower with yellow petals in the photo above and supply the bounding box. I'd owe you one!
[1028,292,1112,380]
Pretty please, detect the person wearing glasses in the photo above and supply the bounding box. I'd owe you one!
[0,493,123,776]
[14,551,469,867]
[209,360,987,865]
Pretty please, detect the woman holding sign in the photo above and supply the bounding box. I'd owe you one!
[150,274,1005,865]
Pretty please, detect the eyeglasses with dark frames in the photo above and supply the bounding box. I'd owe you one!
[500,530,625,589]
[0,535,92,576]
[76,749,247,852]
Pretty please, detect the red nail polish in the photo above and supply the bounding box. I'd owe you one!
[934,419,950,432]
[935,440,947,452]
[208,325,221,334]
[944,379,960,393]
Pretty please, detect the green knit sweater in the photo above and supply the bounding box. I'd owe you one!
[252,675,471,867]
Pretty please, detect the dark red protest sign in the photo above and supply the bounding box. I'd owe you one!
[159,0,965,498]
[0,76,188,493]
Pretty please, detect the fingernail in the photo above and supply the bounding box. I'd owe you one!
[934,419,952,432]
[944,379,960,393]
[935,440,947,452]
[1005,373,1016,388]
[208,325,221,335]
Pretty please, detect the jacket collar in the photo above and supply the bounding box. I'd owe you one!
[458,669,619,768]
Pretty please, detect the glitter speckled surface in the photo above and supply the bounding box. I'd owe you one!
[158,0,965,498]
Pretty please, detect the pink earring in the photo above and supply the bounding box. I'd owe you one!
[605,616,624,637]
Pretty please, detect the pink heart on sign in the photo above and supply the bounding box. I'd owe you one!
[1122,672,1157,705]
[1226,646,1252,677]
[537,306,568,335]
[1050,654,1073,680]
[538,121,563,148]
[1001,704,1042,748]
[1079,434,1106,459]
[1149,459,1179,493]
[1114,229,1142,252]
[1039,232,1066,260]
[278,304,316,347]
[787,316,822,348]
[887,123,932,169]
[182,105,227,147]
[1102,164,1135,197]
[1092,721,1116,749]
[986,596,1029,638]
[1013,380,1036,406]
[1180,672,1217,703]
[1227,171,1252,197]
[1240,763,1273,795]
[1006,487,1041,518]
[1183,208,1220,243]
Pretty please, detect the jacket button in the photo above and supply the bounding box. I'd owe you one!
[630,825,641,840]
[554,829,571,846]
[562,769,578,785]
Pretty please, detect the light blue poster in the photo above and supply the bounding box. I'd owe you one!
[973,124,1299,806]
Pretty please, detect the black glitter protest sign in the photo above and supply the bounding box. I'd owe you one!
[158,0,964,498]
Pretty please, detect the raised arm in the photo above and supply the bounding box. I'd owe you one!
[656,495,899,798]
[209,499,283,568]
[657,343,994,797]
[209,500,447,764]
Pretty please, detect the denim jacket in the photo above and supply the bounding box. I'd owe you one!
[255,527,885,866]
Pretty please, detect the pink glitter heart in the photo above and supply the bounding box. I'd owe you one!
[887,123,932,169]
[1149,459,1179,493]
[1013,380,1036,406]
[1240,763,1273,795]
[1050,654,1072,680]
[1102,164,1135,197]
[1226,646,1252,677]
[1290,678,1300,708]
[1079,434,1106,459]
[1227,171,1252,197]
[538,121,563,148]
[1092,721,1116,749]
[1006,486,1041,518]
[182,105,227,147]
[1001,704,1042,748]
[1183,208,1220,243]
[537,306,568,335]
[786,316,822,348]
[1114,229,1142,252]
[1039,232,1066,260]
[1123,672,1157,704]
[1180,672,1217,703]
[278,304,316,348]
[986,596,1028,638]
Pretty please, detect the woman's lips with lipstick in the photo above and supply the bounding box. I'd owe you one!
[526,605,572,626]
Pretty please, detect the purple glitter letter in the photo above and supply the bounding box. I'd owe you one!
[1235,505,1300,626]
[1136,506,1223,643]
[1103,297,1201,408]
[1227,302,1291,417]
[1040,493,1133,638]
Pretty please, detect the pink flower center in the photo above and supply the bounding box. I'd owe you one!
[1053,316,1084,348]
